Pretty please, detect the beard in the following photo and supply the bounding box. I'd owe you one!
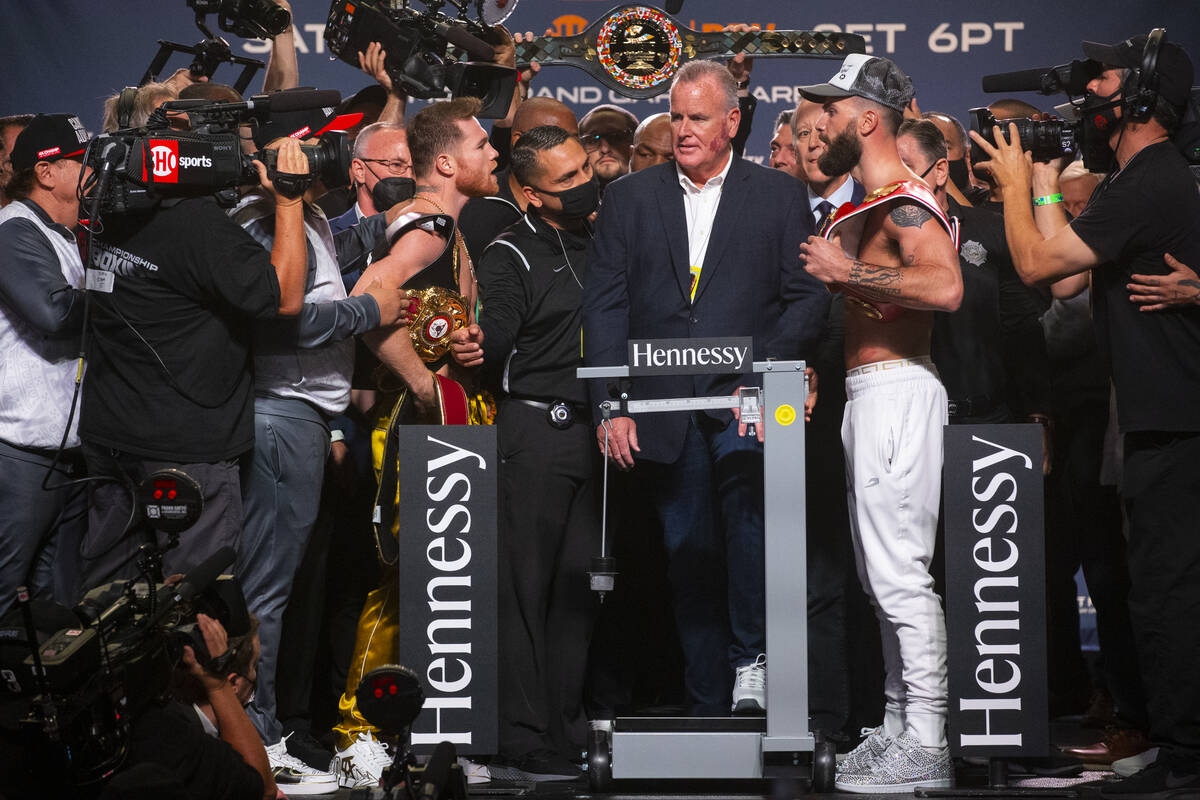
[458,165,499,199]
[817,124,862,178]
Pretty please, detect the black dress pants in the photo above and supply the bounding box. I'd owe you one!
[497,400,599,760]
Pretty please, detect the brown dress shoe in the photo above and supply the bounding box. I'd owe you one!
[1060,727,1151,765]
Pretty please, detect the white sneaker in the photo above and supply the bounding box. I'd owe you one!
[837,726,892,778]
[458,756,491,785]
[1113,747,1160,777]
[589,719,614,734]
[835,730,952,794]
[732,653,766,714]
[329,731,393,789]
[266,735,339,795]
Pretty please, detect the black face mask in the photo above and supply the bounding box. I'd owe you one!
[948,158,971,193]
[1079,88,1122,172]
[541,177,600,219]
[371,176,416,211]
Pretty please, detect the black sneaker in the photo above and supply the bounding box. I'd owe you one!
[489,750,582,782]
[1099,759,1200,799]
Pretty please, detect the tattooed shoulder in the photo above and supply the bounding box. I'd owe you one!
[889,202,933,229]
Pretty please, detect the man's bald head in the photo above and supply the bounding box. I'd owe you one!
[513,97,579,142]
[631,112,672,171]
[988,98,1041,120]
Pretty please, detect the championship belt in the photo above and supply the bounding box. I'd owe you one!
[407,286,469,362]
[822,180,960,322]
[515,5,866,98]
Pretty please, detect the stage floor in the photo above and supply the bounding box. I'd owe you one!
[324,719,1123,799]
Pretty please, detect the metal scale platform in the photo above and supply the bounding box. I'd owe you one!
[577,360,835,792]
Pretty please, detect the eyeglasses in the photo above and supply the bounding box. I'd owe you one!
[360,157,412,174]
[579,130,634,153]
[917,157,946,179]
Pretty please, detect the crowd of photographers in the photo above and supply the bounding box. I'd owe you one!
[2,6,1200,799]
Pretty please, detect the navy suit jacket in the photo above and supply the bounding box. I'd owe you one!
[582,156,829,464]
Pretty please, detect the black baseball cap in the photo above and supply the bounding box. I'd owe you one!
[799,53,915,115]
[9,113,89,171]
[1081,33,1194,110]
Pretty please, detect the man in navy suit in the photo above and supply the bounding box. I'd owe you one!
[582,60,828,713]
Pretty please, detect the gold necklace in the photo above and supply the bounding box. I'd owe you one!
[413,194,476,287]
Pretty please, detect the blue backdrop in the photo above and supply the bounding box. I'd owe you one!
[2,1,1198,162]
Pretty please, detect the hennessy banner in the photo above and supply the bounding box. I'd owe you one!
[396,426,498,755]
[943,424,1049,758]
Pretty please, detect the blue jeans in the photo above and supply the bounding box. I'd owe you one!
[644,414,764,708]
[238,400,329,745]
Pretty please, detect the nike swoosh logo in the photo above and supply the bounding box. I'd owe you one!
[553,263,568,272]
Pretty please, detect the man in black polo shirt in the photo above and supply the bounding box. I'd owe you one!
[450,125,599,779]
[973,32,1200,799]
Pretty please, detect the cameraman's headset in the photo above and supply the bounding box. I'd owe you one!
[1123,27,1166,121]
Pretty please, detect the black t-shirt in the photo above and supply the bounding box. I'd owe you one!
[81,198,281,461]
[126,699,263,800]
[1070,142,1200,432]
[933,198,1051,417]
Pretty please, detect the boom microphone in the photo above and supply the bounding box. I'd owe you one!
[246,88,342,113]
[981,67,1056,94]
[420,741,457,800]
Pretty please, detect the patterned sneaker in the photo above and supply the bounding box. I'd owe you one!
[330,731,393,789]
[266,735,339,795]
[835,730,952,794]
[837,726,892,778]
[732,653,766,714]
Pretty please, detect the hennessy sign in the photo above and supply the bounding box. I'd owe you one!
[514,4,867,98]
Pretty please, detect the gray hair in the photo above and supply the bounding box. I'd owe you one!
[353,121,406,160]
[672,60,738,113]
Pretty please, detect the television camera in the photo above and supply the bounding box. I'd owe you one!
[324,0,519,118]
[81,88,350,215]
[971,27,1200,173]
[140,0,292,95]
[2,470,251,788]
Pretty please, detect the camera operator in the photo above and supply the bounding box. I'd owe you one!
[0,114,91,619]
[971,33,1200,799]
[77,137,311,593]
[129,612,277,800]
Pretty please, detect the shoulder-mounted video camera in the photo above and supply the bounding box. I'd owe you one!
[83,89,351,214]
[324,0,518,118]
[971,27,1200,173]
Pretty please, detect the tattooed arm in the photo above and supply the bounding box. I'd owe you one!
[800,200,964,311]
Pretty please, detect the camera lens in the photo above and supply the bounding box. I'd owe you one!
[244,0,291,38]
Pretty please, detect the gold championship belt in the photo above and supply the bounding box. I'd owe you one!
[408,285,469,362]
[515,5,867,98]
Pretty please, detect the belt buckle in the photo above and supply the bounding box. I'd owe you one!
[547,400,574,430]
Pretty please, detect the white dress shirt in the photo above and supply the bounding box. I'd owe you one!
[809,174,857,228]
[677,150,734,300]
